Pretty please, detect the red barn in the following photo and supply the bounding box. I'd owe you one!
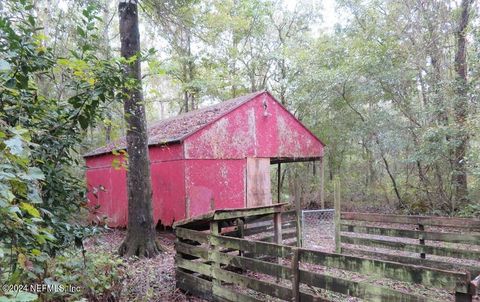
[84,91,324,227]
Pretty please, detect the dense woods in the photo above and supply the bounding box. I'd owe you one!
[1,0,479,300]
[90,0,479,217]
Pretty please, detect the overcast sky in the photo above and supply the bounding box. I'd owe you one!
[285,0,340,32]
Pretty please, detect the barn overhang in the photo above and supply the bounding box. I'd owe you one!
[270,156,322,164]
[173,203,287,231]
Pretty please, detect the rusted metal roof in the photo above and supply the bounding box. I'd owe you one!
[84,90,266,157]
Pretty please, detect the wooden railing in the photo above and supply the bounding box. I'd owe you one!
[338,212,480,301]
[175,224,477,302]
[224,210,297,245]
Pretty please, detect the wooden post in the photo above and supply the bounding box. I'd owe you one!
[236,218,244,257]
[291,247,300,302]
[209,221,221,287]
[274,212,282,281]
[277,163,281,203]
[334,177,341,253]
[455,292,472,302]
[294,179,302,247]
[319,157,325,209]
[418,223,426,259]
[273,212,282,246]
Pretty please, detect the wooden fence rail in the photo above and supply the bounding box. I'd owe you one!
[175,223,476,302]
[223,210,298,246]
[341,212,480,231]
[336,210,480,302]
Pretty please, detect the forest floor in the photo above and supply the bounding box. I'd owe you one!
[84,230,206,302]
[85,225,479,302]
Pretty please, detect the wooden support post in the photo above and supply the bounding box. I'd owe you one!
[277,163,281,203]
[455,292,472,302]
[174,238,184,272]
[334,177,341,254]
[418,223,426,259]
[236,218,244,257]
[319,157,325,209]
[294,179,302,248]
[274,212,282,281]
[471,276,480,297]
[291,248,300,302]
[274,212,282,246]
[209,221,221,287]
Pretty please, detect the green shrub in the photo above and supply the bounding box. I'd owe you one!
[458,202,480,218]
[41,250,125,302]
[1,1,124,299]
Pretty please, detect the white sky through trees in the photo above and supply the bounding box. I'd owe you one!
[285,0,339,32]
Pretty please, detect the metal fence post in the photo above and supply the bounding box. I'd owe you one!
[294,179,302,248]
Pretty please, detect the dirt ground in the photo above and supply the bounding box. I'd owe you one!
[84,230,206,302]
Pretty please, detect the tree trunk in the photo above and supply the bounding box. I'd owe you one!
[230,0,240,98]
[186,29,195,111]
[381,152,403,209]
[117,0,162,258]
[102,1,113,144]
[105,111,112,144]
[451,0,472,210]
[375,136,404,208]
[421,1,452,208]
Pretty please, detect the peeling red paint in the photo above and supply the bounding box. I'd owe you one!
[84,92,324,227]
[86,161,127,228]
[185,159,246,218]
[184,93,323,159]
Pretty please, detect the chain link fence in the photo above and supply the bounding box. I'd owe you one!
[301,209,335,251]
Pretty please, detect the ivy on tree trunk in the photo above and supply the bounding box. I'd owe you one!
[117,0,162,258]
[452,0,473,211]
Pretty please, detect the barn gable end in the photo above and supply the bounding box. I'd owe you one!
[183,91,324,159]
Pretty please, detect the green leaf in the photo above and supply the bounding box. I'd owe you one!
[78,115,89,130]
[28,15,35,26]
[5,136,23,156]
[27,167,45,180]
[27,187,42,204]
[0,171,16,181]
[77,26,86,38]
[0,60,11,72]
[8,205,21,214]
[10,128,28,136]
[34,234,46,244]
[20,202,41,218]
[10,291,37,302]
[0,189,14,204]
